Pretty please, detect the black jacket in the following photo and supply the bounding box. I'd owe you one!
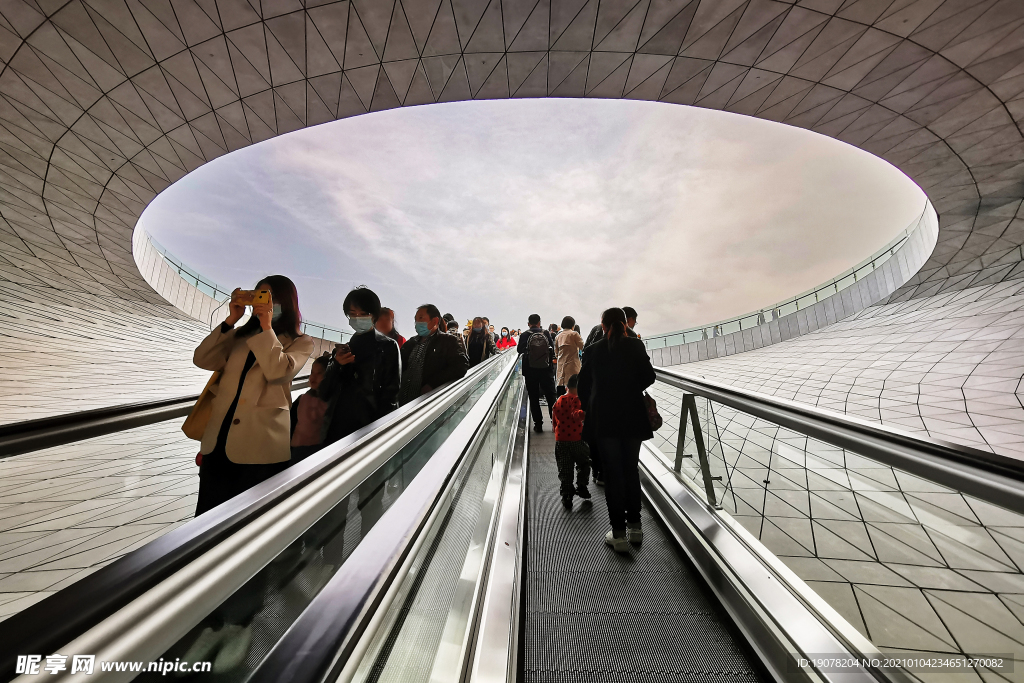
[319,329,401,445]
[516,327,554,375]
[400,331,470,395]
[577,336,656,440]
[467,331,498,366]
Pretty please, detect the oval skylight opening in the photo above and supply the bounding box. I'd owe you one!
[137,98,926,335]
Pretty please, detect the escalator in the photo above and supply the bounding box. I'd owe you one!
[0,352,1021,683]
[523,429,765,682]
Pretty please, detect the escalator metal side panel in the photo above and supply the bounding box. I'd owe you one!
[248,356,519,683]
[466,384,529,683]
[639,445,890,683]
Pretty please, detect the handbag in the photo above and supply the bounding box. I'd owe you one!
[182,371,222,441]
[644,392,663,431]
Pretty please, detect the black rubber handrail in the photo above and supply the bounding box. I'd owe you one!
[0,358,501,678]
[0,377,308,459]
[657,368,1024,514]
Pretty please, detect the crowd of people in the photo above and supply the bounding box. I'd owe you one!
[182,278,654,671]
[188,278,652,558]
[513,306,652,553]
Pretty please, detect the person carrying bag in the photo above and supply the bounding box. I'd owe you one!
[577,307,657,553]
[191,275,313,517]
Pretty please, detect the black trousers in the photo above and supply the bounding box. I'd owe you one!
[599,438,642,530]
[555,440,591,498]
[524,368,556,427]
[196,445,289,517]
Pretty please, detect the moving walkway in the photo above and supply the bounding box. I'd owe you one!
[0,351,1021,683]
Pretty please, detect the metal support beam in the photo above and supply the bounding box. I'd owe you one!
[676,394,722,510]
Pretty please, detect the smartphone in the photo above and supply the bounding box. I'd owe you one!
[232,289,271,305]
[335,343,351,355]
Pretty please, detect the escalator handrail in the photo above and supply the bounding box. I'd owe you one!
[657,367,1024,514]
[0,359,502,677]
[250,354,521,683]
[0,376,309,459]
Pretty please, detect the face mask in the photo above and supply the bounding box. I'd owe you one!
[501,331,508,337]
[349,315,373,333]
[473,325,482,331]
[271,303,282,321]
[415,321,430,337]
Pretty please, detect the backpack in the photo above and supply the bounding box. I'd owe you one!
[526,331,551,369]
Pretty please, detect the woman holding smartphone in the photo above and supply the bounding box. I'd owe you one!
[192,275,314,516]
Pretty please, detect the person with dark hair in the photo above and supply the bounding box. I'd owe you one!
[585,307,639,348]
[552,373,590,509]
[289,352,330,462]
[554,315,584,398]
[496,326,515,351]
[375,307,405,349]
[517,313,556,433]
[467,316,497,367]
[398,304,469,405]
[193,275,314,517]
[317,286,401,447]
[482,316,498,344]
[578,307,657,553]
[441,312,468,355]
[622,306,640,338]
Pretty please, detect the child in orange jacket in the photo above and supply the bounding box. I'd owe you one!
[551,373,591,509]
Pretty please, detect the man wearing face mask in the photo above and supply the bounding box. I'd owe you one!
[399,304,469,405]
[317,286,401,446]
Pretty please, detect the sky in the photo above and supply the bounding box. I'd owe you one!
[137,98,926,338]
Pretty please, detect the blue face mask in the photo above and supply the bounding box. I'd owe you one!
[271,303,282,321]
[415,321,430,337]
[501,331,508,337]
[349,315,373,333]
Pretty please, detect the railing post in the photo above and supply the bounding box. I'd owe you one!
[682,394,723,510]
[674,395,690,473]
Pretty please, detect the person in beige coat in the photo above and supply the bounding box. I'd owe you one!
[193,275,314,517]
[555,315,585,398]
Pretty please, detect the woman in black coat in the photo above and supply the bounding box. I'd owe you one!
[577,307,657,553]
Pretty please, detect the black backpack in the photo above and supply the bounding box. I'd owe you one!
[526,331,551,369]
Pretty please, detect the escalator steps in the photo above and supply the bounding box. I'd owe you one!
[523,431,763,682]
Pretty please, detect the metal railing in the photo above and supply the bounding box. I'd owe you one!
[146,234,352,342]
[148,235,233,303]
[0,379,308,459]
[647,366,1024,681]
[643,204,930,350]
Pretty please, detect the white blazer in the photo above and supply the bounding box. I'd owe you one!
[194,324,314,464]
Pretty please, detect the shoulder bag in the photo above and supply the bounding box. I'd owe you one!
[182,370,222,441]
[643,391,663,431]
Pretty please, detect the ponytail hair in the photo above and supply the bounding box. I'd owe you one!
[601,307,628,349]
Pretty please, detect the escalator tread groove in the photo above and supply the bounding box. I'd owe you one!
[523,431,764,682]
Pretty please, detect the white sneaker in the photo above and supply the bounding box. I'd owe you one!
[627,524,643,545]
[213,624,252,673]
[604,530,630,553]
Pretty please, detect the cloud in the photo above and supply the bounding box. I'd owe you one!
[140,99,925,336]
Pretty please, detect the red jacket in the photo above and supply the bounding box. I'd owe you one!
[496,336,515,350]
[552,393,585,442]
